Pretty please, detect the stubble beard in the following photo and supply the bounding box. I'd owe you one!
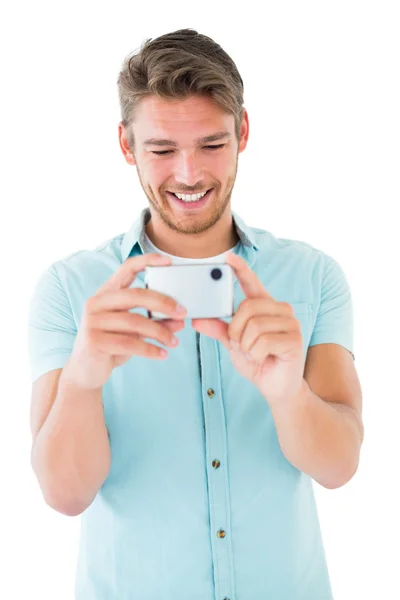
[135,154,239,236]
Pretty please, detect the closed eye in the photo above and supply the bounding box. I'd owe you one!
[151,144,226,156]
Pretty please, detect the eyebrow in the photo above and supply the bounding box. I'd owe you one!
[143,131,232,147]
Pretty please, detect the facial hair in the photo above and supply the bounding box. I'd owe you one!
[135,152,239,236]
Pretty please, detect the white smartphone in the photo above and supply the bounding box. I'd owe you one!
[144,263,235,320]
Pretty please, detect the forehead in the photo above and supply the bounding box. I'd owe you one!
[133,95,234,141]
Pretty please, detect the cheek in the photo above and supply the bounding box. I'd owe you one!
[143,161,169,188]
[211,148,235,168]
[211,155,236,182]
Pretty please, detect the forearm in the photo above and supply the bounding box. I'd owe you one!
[268,379,364,488]
[31,364,111,516]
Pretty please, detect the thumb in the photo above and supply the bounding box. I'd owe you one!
[97,253,171,295]
[191,319,230,349]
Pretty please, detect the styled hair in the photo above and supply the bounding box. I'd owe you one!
[117,28,245,150]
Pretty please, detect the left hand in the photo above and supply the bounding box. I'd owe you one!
[191,252,305,404]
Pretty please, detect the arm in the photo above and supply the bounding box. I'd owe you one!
[268,343,363,489]
[28,264,110,516]
[30,362,111,516]
[28,254,183,517]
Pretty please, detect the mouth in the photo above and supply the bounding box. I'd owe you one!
[166,188,214,210]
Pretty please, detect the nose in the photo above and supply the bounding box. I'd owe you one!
[174,151,205,188]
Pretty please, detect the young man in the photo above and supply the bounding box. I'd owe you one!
[29,28,363,600]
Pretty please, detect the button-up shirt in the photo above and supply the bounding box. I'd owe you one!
[28,207,354,599]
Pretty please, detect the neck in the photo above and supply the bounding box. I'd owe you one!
[145,208,240,259]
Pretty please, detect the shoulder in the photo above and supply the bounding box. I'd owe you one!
[250,224,327,265]
[57,231,124,275]
[250,225,350,293]
[34,231,127,304]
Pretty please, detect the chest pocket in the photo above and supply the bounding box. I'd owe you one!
[289,302,313,352]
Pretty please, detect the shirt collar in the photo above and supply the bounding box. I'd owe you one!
[121,207,260,263]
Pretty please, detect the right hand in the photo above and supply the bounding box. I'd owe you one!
[64,253,187,390]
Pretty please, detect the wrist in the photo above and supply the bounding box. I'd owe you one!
[264,378,311,412]
[59,354,103,394]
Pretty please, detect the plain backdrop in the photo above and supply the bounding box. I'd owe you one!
[1,1,399,598]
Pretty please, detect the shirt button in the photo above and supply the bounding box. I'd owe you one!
[217,529,226,539]
[207,388,215,397]
[212,459,221,469]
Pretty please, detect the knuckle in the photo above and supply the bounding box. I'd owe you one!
[241,298,253,313]
[120,334,135,352]
[130,287,143,300]
[246,318,259,337]
[85,296,96,313]
[127,312,141,329]
[292,317,301,332]
[281,302,295,316]
[157,323,173,344]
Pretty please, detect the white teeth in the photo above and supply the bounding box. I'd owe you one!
[174,190,209,202]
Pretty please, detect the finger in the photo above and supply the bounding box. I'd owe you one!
[225,252,273,299]
[89,287,186,318]
[91,312,181,348]
[96,253,172,295]
[191,318,230,348]
[249,332,303,363]
[239,315,300,352]
[97,331,169,360]
[228,299,295,344]
[164,320,186,333]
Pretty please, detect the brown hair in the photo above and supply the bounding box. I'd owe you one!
[117,28,244,151]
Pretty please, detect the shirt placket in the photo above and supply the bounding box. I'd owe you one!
[197,332,235,600]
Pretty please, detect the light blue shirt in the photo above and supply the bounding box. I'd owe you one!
[28,207,354,599]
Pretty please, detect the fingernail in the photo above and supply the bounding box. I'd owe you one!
[175,304,187,314]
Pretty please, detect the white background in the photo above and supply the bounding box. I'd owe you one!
[1,1,399,598]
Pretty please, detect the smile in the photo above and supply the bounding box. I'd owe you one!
[168,189,211,202]
[166,188,214,209]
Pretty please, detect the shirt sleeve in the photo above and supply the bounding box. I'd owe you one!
[28,263,77,383]
[309,253,355,360]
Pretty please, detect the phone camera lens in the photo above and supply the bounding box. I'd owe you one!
[211,268,222,281]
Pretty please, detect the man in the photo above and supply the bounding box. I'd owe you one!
[29,28,363,600]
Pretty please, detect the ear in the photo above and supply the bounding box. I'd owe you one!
[238,108,249,154]
[118,122,136,166]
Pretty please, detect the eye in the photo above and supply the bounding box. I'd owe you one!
[206,144,226,151]
[151,150,173,156]
[151,144,226,156]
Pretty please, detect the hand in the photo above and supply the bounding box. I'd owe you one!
[191,252,305,405]
[66,253,187,390]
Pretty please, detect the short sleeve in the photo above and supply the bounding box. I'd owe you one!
[309,253,355,360]
[28,263,77,383]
